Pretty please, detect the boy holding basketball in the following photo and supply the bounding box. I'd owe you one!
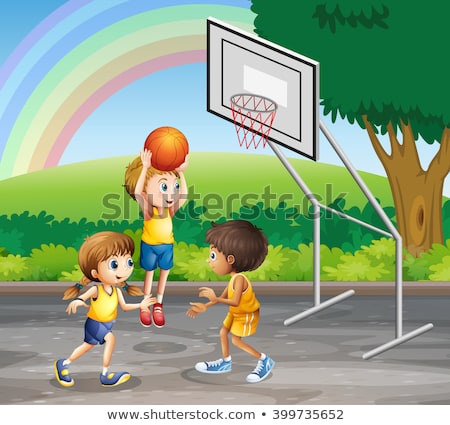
[186,220,275,383]
[124,127,189,328]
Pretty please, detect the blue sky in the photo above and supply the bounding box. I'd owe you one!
[1,1,447,196]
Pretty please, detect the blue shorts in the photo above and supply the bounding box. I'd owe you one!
[140,241,173,271]
[84,317,114,345]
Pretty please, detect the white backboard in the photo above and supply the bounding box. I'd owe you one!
[207,17,319,160]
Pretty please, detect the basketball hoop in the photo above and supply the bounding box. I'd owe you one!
[230,94,277,149]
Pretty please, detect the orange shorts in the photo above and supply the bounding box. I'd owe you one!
[223,309,260,337]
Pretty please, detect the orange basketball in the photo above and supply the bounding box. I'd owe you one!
[144,126,189,171]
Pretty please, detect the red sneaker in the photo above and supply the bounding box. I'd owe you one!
[152,303,165,328]
[140,309,152,327]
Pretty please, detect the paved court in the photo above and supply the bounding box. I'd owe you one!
[0,291,449,405]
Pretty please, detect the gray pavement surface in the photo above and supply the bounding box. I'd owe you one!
[1,291,450,405]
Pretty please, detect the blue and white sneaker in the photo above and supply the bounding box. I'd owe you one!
[246,355,275,383]
[100,371,130,387]
[195,358,232,374]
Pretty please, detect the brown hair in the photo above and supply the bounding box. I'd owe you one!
[205,220,268,273]
[62,231,143,300]
[124,155,179,200]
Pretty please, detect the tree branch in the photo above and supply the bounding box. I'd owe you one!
[427,127,450,181]
[361,115,391,167]
[386,121,403,158]
[399,119,423,170]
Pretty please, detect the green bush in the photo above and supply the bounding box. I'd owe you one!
[174,242,221,281]
[1,201,450,282]
[59,265,83,282]
[429,256,450,281]
[323,252,391,281]
[0,254,30,281]
[28,243,78,281]
[322,238,395,281]
[247,245,295,281]
[0,229,25,255]
[403,240,450,281]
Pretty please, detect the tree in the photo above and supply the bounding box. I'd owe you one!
[251,0,450,256]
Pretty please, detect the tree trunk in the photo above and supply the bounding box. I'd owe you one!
[362,116,450,257]
[386,162,443,257]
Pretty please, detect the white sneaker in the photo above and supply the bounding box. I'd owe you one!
[195,358,232,374]
[246,356,275,383]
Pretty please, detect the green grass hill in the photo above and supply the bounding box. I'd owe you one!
[0,152,393,222]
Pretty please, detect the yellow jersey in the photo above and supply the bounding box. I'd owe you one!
[142,207,174,245]
[228,273,260,314]
[87,285,118,322]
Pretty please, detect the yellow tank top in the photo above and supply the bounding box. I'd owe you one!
[228,273,260,314]
[87,285,118,322]
[142,207,174,245]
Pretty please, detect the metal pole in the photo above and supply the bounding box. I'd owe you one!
[313,202,320,306]
[266,139,355,326]
[362,323,434,360]
[284,289,356,326]
[396,233,403,338]
[319,120,433,358]
[266,140,322,306]
[319,120,403,335]
[266,140,319,209]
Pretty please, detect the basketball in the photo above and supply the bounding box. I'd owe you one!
[144,126,189,171]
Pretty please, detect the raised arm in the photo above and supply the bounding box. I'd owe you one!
[135,149,153,216]
[172,154,189,214]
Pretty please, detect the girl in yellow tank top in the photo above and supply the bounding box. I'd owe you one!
[55,232,156,388]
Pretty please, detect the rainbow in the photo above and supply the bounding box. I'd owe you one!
[0,0,254,179]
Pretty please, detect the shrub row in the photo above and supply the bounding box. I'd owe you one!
[1,200,450,281]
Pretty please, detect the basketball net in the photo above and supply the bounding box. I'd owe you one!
[230,94,277,149]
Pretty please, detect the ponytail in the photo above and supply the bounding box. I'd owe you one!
[120,281,144,296]
[62,275,91,300]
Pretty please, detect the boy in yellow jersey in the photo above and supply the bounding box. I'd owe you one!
[54,232,156,387]
[187,220,275,383]
[124,149,188,328]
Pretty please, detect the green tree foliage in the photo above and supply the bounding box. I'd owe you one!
[251,0,450,135]
[251,0,450,256]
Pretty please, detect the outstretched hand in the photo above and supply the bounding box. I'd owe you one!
[66,298,88,315]
[140,294,157,311]
[186,302,207,318]
[198,287,217,302]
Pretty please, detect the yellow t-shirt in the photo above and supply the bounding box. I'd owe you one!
[142,207,174,245]
[87,285,118,322]
[228,273,260,314]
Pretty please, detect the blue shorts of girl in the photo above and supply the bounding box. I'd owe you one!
[140,241,173,271]
[84,317,115,345]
